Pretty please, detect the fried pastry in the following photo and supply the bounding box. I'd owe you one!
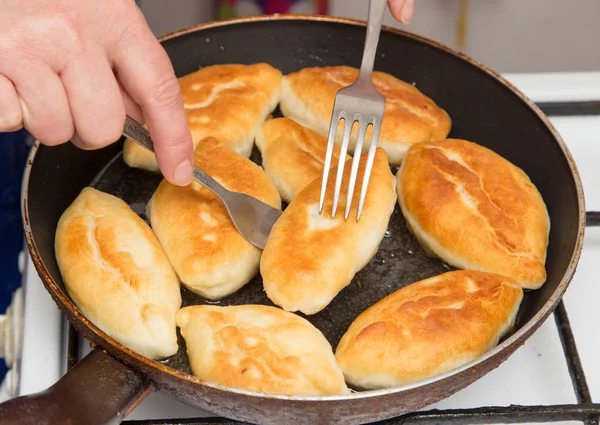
[123,63,282,171]
[260,148,397,315]
[280,65,451,165]
[55,187,181,360]
[147,137,281,300]
[335,270,523,389]
[254,117,350,203]
[397,138,550,289]
[176,304,349,396]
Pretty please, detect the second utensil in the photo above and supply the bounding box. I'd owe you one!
[122,115,282,250]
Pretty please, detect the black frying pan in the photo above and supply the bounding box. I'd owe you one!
[0,15,587,425]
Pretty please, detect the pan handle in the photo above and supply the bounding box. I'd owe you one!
[586,211,600,226]
[0,348,150,425]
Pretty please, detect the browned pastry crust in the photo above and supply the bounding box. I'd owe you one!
[147,137,281,300]
[397,138,550,289]
[260,148,397,315]
[280,65,451,165]
[255,117,350,203]
[176,304,350,396]
[55,187,181,360]
[123,63,282,171]
[335,270,524,389]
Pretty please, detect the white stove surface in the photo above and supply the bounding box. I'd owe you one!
[7,71,600,424]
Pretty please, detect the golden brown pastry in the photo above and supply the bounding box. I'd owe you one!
[147,137,281,300]
[254,117,351,203]
[280,65,451,165]
[54,187,181,360]
[335,270,523,389]
[123,63,282,171]
[176,304,349,396]
[260,148,397,315]
[397,138,550,289]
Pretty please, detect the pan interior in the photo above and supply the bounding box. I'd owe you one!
[90,119,454,376]
[24,17,582,392]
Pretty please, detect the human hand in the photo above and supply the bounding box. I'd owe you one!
[388,0,416,24]
[0,0,194,186]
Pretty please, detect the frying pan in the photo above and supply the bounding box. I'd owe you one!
[0,14,587,425]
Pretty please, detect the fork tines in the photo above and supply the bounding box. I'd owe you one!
[319,102,383,222]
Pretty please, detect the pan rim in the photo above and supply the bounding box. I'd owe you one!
[20,14,586,403]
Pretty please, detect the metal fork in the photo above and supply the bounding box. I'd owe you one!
[319,0,387,221]
[123,116,282,250]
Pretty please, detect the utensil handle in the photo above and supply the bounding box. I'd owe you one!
[0,348,150,425]
[359,0,387,79]
[122,116,229,197]
[123,115,157,153]
[192,164,228,197]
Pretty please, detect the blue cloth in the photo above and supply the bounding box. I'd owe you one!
[0,129,30,380]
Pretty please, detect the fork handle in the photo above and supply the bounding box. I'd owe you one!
[192,164,228,198]
[359,0,388,79]
[122,115,228,197]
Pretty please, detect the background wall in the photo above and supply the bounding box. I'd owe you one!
[330,0,600,73]
[138,0,215,38]
[138,0,600,74]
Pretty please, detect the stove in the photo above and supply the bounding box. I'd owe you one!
[2,71,600,425]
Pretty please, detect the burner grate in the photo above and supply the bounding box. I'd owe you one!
[64,104,600,425]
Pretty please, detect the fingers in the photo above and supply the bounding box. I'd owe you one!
[11,64,74,145]
[403,0,416,23]
[0,74,23,132]
[388,0,415,24]
[110,8,193,186]
[60,47,125,150]
[116,77,144,124]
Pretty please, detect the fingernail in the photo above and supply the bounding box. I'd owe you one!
[400,3,413,24]
[173,158,193,186]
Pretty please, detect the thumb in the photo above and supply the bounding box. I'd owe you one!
[388,0,415,24]
[110,10,193,186]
